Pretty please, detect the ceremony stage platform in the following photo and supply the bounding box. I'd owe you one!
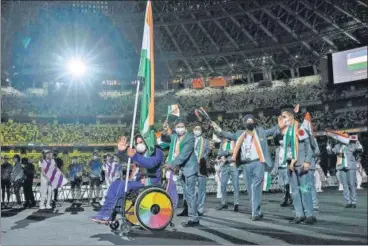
[2,187,367,245]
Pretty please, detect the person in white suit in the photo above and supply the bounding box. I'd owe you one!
[39,150,54,209]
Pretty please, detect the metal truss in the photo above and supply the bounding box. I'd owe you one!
[2,0,368,81]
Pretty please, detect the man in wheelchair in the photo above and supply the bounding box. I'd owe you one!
[90,135,163,224]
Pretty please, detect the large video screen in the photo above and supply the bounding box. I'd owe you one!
[332,46,367,84]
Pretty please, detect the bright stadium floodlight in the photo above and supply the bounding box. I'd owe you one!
[66,58,86,77]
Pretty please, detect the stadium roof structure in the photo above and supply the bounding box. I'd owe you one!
[1,0,368,82]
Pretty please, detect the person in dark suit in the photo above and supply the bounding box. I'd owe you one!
[22,158,36,208]
[162,118,200,227]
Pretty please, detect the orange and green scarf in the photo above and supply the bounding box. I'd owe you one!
[282,122,299,166]
[336,145,348,168]
[232,130,265,163]
[167,133,187,163]
[195,136,205,163]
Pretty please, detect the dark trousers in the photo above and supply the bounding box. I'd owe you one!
[54,189,59,201]
[23,179,35,205]
[13,181,23,205]
[1,179,11,203]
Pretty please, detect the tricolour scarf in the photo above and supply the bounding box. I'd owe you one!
[232,130,264,163]
[282,121,299,166]
[167,133,187,163]
[195,136,205,163]
[222,140,234,152]
[336,145,348,168]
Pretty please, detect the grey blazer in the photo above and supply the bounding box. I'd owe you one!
[162,131,199,178]
[331,143,363,170]
[217,125,280,169]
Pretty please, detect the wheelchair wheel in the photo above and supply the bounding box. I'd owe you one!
[134,187,174,231]
[109,220,119,231]
[125,199,139,226]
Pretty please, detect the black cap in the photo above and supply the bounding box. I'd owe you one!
[72,156,78,159]
[92,151,98,156]
[243,114,255,123]
[174,118,186,126]
[281,105,296,116]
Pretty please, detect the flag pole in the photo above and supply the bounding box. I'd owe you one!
[124,79,141,193]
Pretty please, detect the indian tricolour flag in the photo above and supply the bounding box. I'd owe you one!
[167,104,180,118]
[263,172,272,192]
[138,1,155,154]
[347,49,367,71]
[326,129,350,145]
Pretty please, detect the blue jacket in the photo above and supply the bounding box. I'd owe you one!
[118,147,163,183]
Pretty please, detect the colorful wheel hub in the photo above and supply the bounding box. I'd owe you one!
[135,188,173,230]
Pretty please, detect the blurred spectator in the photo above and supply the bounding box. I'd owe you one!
[1,156,13,207]
[22,157,36,208]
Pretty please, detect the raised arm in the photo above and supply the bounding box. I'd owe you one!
[349,141,364,153]
[170,135,195,167]
[303,137,313,165]
[131,149,163,169]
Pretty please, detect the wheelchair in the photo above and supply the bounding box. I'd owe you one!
[107,184,175,234]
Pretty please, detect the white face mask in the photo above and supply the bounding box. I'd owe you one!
[193,130,202,137]
[93,156,98,160]
[72,159,77,164]
[176,127,186,136]
[279,140,284,145]
[136,143,147,153]
[284,119,291,127]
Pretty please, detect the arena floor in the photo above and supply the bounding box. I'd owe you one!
[1,188,367,245]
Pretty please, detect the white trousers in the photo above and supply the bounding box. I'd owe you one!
[356,171,362,189]
[40,176,52,207]
[315,170,323,192]
[214,164,222,199]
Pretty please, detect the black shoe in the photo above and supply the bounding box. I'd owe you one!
[177,209,188,217]
[29,202,37,208]
[345,204,352,208]
[198,212,203,216]
[289,217,306,224]
[233,204,239,212]
[217,205,228,210]
[351,204,356,208]
[303,216,316,224]
[23,203,29,208]
[251,214,263,221]
[280,201,288,207]
[182,221,200,227]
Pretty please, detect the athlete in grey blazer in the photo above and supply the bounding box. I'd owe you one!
[211,114,282,221]
[327,140,363,208]
[162,118,200,227]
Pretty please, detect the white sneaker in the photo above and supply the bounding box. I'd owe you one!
[40,205,46,210]
[46,204,52,209]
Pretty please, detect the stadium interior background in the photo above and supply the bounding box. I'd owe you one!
[1,0,367,177]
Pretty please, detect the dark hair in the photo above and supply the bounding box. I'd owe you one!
[13,154,21,162]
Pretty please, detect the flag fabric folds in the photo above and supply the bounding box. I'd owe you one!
[263,172,272,191]
[326,129,350,145]
[138,1,155,155]
[167,104,180,118]
[42,159,68,189]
